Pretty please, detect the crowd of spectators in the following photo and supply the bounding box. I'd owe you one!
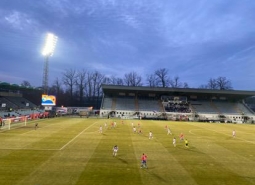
[164,102,191,113]
[162,96,191,113]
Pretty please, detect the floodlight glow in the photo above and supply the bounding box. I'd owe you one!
[42,33,58,56]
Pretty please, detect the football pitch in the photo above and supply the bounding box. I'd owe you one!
[0,117,255,185]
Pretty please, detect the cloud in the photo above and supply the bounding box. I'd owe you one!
[225,45,255,62]
[1,10,39,33]
[157,0,255,47]
[120,14,140,29]
[5,11,27,29]
[1,0,255,90]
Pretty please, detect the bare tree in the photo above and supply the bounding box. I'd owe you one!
[216,76,232,90]
[115,78,124,85]
[200,77,233,90]
[183,82,189,88]
[198,84,208,89]
[146,74,158,87]
[62,69,77,103]
[85,71,93,97]
[21,80,31,87]
[155,68,169,87]
[48,77,66,106]
[123,71,142,86]
[84,71,105,98]
[102,77,111,85]
[104,76,124,85]
[169,76,183,88]
[50,77,63,95]
[92,71,105,97]
[207,78,218,89]
[76,69,87,104]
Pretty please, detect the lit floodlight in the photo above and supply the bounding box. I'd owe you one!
[41,32,58,94]
[42,33,58,56]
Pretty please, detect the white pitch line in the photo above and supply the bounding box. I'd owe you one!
[0,121,99,151]
[59,121,98,150]
[0,148,59,151]
[186,122,255,145]
[189,129,202,135]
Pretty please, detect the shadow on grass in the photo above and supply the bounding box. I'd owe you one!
[175,146,205,154]
[117,157,128,164]
[142,167,167,183]
[225,136,233,140]
[16,125,35,129]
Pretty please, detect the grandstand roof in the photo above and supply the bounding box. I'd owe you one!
[102,85,255,100]
[0,83,41,92]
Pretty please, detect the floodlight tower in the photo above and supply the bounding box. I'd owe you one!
[42,33,58,94]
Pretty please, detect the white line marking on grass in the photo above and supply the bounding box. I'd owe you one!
[20,120,66,135]
[59,121,98,150]
[189,129,202,135]
[187,122,255,145]
[0,118,56,134]
[0,148,59,151]
[0,122,99,151]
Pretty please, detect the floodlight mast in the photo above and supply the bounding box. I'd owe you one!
[42,33,58,94]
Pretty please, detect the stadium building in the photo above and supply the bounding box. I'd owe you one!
[0,82,49,127]
[1,82,255,125]
[100,84,255,123]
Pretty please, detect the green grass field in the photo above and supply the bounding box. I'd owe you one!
[0,117,255,185]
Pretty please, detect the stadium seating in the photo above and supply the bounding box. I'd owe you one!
[138,99,162,112]
[115,97,136,111]
[190,101,219,114]
[0,97,18,110]
[4,96,37,109]
[102,97,113,109]
[237,103,254,116]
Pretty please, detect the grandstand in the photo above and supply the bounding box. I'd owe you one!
[0,90,49,128]
[1,82,255,125]
[100,85,255,123]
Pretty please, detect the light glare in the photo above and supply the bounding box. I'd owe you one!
[42,33,58,56]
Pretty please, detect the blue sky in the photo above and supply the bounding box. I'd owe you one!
[0,0,255,90]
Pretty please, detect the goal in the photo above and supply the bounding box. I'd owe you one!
[0,117,27,131]
[0,118,12,131]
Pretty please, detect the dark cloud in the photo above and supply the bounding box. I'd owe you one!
[0,0,255,90]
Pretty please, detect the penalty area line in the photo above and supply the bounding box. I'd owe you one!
[186,122,255,145]
[59,121,98,150]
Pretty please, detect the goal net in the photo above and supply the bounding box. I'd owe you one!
[0,117,27,132]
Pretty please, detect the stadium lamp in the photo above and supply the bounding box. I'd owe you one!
[42,33,58,56]
[42,33,58,94]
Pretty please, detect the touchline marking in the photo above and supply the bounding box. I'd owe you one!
[186,122,255,145]
[0,121,99,151]
[59,121,98,150]
[0,148,59,151]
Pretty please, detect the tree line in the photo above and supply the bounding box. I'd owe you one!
[21,68,232,107]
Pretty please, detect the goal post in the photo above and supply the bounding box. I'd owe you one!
[0,117,27,131]
[0,118,12,130]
